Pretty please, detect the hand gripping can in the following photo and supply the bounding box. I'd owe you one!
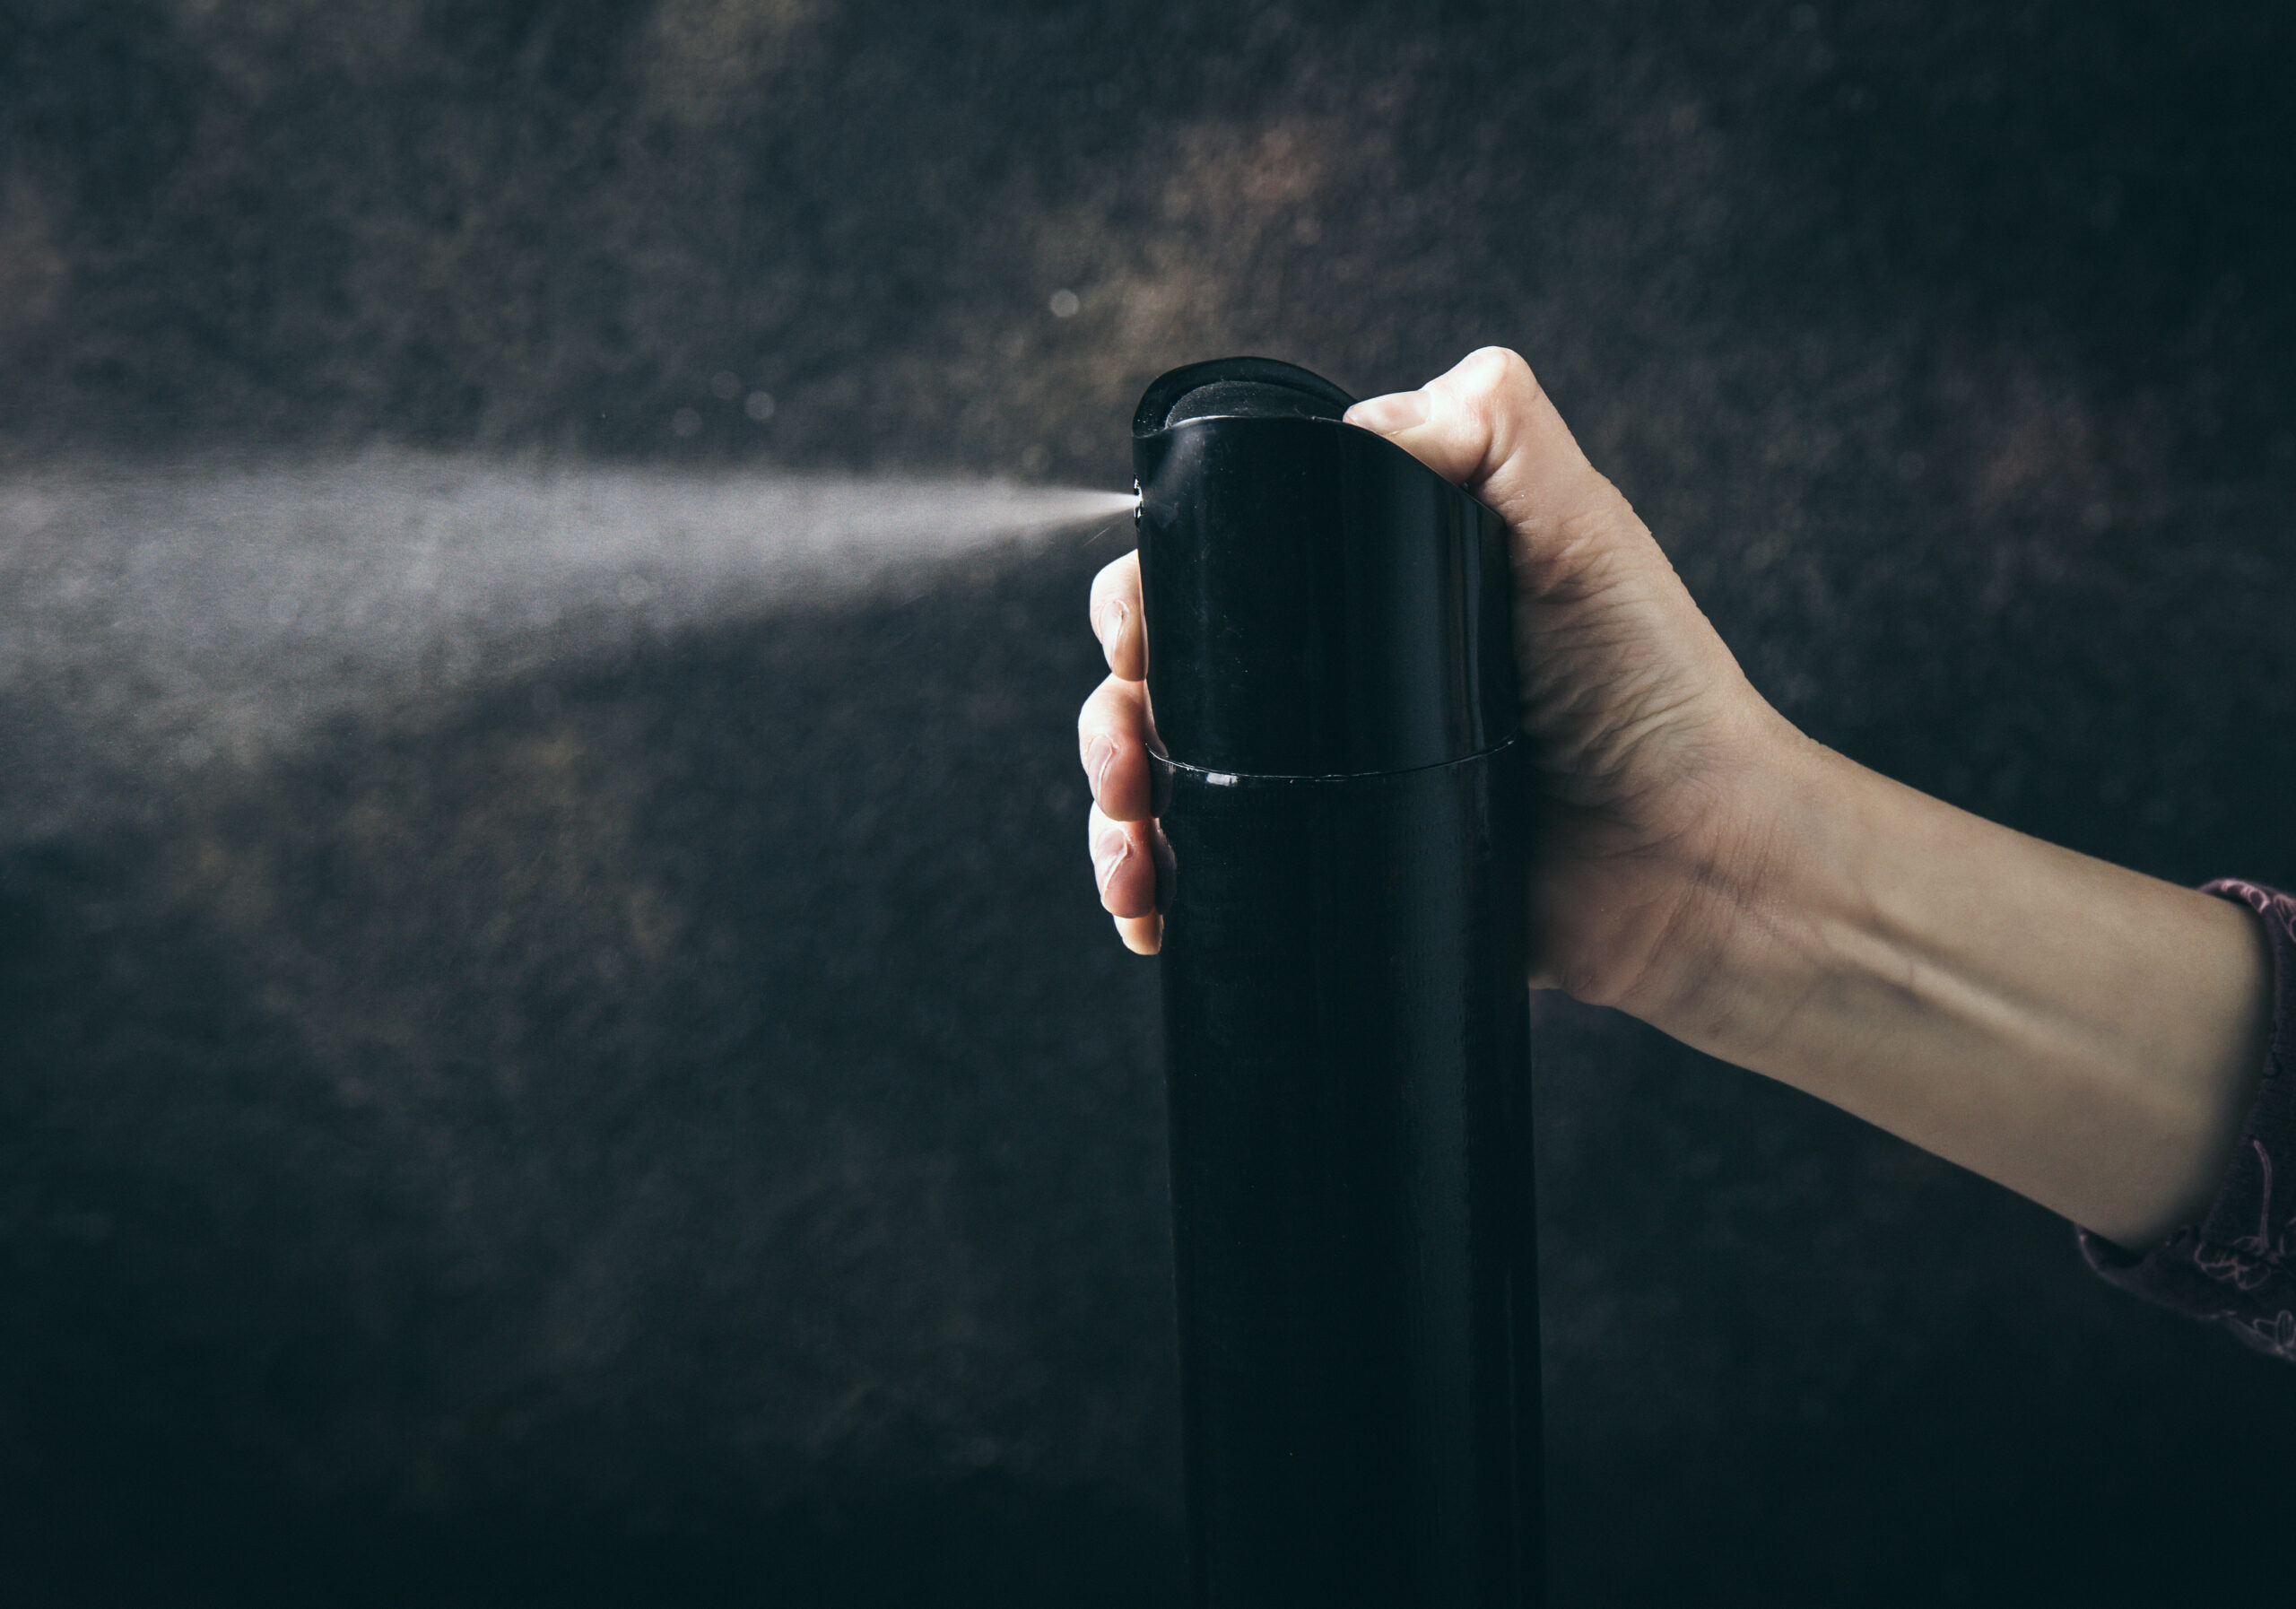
[1134,358,1544,1609]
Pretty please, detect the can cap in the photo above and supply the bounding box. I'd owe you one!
[1132,358,1520,777]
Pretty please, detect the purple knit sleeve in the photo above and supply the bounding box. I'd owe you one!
[2077,880,2296,1361]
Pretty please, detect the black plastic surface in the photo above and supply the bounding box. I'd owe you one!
[1135,357,1544,1608]
[1134,360,1519,778]
[1157,745,1543,1609]
[1134,357,1356,434]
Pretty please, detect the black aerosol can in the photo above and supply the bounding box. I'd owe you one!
[1133,358,1544,1608]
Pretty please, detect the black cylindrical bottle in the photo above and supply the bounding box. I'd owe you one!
[1134,358,1544,1609]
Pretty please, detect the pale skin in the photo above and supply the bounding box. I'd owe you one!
[1079,347,2273,1251]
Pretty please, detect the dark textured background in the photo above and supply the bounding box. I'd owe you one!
[3,2,2295,1604]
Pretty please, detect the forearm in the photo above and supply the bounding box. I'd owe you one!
[1631,735,2274,1249]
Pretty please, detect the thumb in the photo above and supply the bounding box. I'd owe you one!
[1344,347,1631,570]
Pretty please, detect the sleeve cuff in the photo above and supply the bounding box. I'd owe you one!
[2076,879,2296,1361]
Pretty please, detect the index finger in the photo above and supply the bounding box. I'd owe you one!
[1089,550,1146,682]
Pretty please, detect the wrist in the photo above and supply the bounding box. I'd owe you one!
[1591,712,1854,1057]
[1611,726,2274,1246]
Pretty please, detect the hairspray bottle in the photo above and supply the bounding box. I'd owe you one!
[1133,357,1544,1608]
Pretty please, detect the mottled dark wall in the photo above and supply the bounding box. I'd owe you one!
[7,3,2293,476]
[3,3,2294,1605]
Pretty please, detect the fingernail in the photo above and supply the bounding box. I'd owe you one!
[1344,390,1431,433]
[1091,829,1129,896]
[1082,736,1115,802]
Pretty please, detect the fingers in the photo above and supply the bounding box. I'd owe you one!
[1095,805,1169,957]
[1344,347,1631,568]
[1077,671,1155,821]
[1089,550,1146,681]
[1086,550,1162,952]
[1112,913,1161,955]
[1087,803,1152,914]
[1090,800,1173,920]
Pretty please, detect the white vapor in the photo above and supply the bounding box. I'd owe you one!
[0,456,1137,839]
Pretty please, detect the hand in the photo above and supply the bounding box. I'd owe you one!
[1078,345,1803,1011]
[1082,348,2272,1248]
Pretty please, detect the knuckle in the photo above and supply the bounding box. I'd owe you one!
[1079,671,1122,713]
[1090,551,1140,602]
[1459,347,1537,420]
